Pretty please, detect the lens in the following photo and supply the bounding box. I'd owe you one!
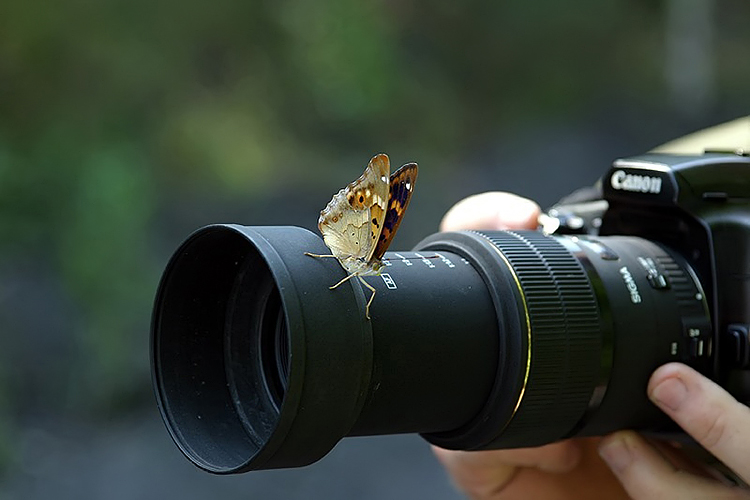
[151,225,711,473]
[258,288,288,410]
[268,301,289,407]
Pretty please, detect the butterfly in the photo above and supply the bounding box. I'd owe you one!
[305,153,418,319]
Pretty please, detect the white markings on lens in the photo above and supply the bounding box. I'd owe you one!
[393,253,412,266]
[414,253,435,269]
[619,266,642,304]
[434,253,455,268]
[381,273,397,289]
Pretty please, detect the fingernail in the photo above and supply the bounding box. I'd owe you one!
[650,376,688,411]
[598,436,632,473]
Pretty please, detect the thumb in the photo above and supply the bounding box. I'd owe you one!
[440,192,541,232]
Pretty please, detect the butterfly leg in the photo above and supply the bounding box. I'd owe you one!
[357,276,376,320]
[304,252,337,258]
[328,274,376,320]
[329,272,357,290]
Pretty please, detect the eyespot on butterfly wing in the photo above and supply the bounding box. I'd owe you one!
[317,153,391,263]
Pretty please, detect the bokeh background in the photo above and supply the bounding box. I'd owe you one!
[1,0,749,498]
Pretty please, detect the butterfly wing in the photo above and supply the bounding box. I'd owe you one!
[318,154,390,265]
[372,162,418,260]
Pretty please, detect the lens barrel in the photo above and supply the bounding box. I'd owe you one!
[151,225,710,474]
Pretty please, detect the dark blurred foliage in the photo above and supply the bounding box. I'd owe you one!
[0,0,748,496]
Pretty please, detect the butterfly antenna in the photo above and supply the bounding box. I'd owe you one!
[357,276,376,320]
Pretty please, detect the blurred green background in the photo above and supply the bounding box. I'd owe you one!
[0,0,749,498]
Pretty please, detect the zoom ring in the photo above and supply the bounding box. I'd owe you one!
[484,231,603,446]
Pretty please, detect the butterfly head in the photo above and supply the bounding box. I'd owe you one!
[362,257,385,273]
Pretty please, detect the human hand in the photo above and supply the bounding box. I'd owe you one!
[598,362,750,499]
[435,192,750,499]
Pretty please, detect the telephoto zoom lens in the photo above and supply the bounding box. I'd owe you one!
[151,225,711,474]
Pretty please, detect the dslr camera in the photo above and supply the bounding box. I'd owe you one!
[151,151,750,474]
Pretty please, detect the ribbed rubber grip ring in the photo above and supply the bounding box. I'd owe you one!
[483,231,603,446]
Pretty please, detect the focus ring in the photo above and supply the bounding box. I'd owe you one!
[484,231,603,446]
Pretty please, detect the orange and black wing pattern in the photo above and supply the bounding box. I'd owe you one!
[372,162,418,260]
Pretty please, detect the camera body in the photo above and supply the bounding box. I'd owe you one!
[551,151,750,399]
